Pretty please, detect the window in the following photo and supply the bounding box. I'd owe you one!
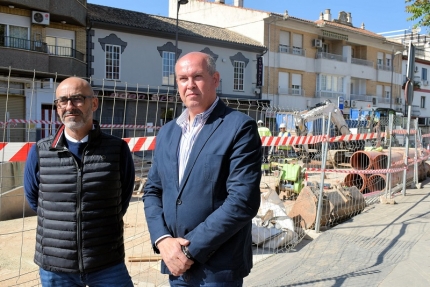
[46,36,73,56]
[233,61,245,91]
[320,74,343,92]
[292,85,301,94]
[292,33,303,55]
[162,51,175,86]
[386,58,391,68]
[422,68,427,81]
[385,90,390,99]
[279,31,290,53]
[0,23,28,49]
[421,96,425,108]
[105,44,120,80]
[322,43,329,53]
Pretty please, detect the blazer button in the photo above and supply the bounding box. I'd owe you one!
[176,199,182,205]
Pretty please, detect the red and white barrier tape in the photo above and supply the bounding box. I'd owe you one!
[0,137,157,162]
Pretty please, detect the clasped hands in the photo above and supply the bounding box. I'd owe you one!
[157,237,194,276]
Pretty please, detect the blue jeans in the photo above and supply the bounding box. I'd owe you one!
[169,275,243,287]
[39,262,133,287]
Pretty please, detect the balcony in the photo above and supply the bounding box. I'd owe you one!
[351,57,373,67]
[1,0,86,26]
[376,64,392,83]
[279,87,305,96]
[0,36,86,76]
[315,91,346,99]
[315,52,348,74]
[351,58,375,80]
[316,52,346,62]
[278,44,307,71]
[47,45,85,62]
[350,94,374,102]
[378,97,391,104]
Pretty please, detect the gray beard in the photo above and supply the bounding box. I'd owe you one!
[63,119,86,130]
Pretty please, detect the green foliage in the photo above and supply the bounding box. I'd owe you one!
[406,0,430,28]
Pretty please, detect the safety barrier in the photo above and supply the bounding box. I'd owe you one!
[1,73,429,286]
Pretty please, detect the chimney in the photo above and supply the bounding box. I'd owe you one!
[319,12,324,20]
[347,12,352,25]
[361,22,365,29]
[323,9,331,21]
[215,0,225,3]
[234,0,243,7]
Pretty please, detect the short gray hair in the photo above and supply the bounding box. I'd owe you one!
[204,54,217,76]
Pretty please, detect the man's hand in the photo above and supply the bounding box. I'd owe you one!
[157,237,194,276]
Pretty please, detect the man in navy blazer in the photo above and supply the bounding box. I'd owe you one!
[143,52,262,286]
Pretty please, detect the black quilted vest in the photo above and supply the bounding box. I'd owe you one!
[34,123,125,273]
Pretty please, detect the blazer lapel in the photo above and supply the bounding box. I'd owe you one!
[169,125,182,191]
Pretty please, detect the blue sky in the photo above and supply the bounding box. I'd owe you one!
[88,0,417,35]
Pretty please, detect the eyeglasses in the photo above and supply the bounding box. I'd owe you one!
[54,95,93,108]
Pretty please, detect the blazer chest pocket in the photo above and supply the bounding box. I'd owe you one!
[204,154,225,182]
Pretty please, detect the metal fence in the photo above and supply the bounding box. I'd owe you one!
[0,73,429,286]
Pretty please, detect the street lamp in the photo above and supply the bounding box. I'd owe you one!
[174,0,188,90]
[389,50,403,109]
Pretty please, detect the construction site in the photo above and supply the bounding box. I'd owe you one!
[1,94,428,286]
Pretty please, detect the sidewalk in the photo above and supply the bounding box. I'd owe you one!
[245,183,430,286]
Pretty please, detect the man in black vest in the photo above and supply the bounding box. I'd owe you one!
[24,77,135,286]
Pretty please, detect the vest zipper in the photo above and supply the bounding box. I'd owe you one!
[77,149,88,272]
[77,167,83,272]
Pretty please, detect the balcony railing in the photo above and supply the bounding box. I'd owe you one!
[377,64,391,71]
[278,44,306,56]
[378,97,391,104]
[0,36,47,52]
[316,52,346,62]
[1,36,84,61]
[47,45,85,61]
[315,91,345,98]
[351,57,374,67]
[279,87,305,96]
[350,94,374,102]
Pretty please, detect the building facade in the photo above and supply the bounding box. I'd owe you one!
[87,3,266,138]
[171,0,416,121]
[0,0,87,141]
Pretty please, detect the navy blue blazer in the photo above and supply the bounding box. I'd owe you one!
[143,99,262,281]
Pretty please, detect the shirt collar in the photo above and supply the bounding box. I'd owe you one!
[176,97,219,129]
[64,125,95,143]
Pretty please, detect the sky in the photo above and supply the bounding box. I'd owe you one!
[87,0,421,36]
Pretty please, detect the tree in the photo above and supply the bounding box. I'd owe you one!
[406,0,430,28]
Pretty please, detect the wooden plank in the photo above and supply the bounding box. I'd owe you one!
[128,255,162,262]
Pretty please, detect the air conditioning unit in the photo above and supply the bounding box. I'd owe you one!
[312,39,323,48]
[352,100,356,107]
[253,88,261,94]
[32,11,50,25]
[423,80,429,86]
[372,97,377,105]
[344,100,349,107]
[396,98,403,104]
